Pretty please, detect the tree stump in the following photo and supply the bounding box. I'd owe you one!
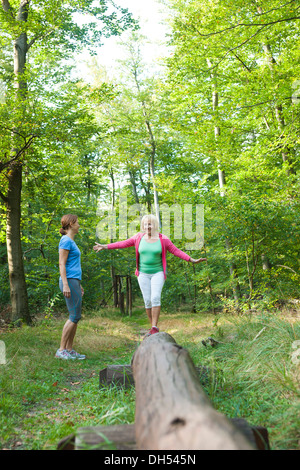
[99,365,134,388]
[131,332,254,450]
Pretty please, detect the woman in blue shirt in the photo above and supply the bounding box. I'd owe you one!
[55,214,85,360]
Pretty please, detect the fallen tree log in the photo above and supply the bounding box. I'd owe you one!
[99,364,216,388]
[131,332,255,450]
[57,331,269,450]
[57,418,269,450]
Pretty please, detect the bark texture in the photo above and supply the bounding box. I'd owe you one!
[2,0,31,323]
[131,332,254,450]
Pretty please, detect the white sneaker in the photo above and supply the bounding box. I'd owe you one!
[55,349,75,360]
[69,349,86,360]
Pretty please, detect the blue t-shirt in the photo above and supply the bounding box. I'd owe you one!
[59,235,82,280]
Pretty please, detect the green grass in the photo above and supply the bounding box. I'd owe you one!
[0,307,299,449]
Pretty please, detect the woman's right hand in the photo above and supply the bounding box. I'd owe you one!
[190,257,207,264]
[63,284,71,298]
[93,243,107,252]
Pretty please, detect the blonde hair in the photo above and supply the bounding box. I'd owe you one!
[141,214,159,232]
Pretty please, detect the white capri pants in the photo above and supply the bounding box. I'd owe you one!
[137,271,165,308]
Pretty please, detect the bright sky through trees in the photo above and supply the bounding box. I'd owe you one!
[75,0,169,78]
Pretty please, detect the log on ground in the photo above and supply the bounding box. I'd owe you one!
[99,364,215,388]
[75,424,136,450]
[57,419,269,451]
[131,332,255,450]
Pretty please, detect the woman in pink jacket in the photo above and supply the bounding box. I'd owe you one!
[93,214,206,335]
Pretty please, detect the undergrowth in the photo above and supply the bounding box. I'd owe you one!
[0,307,299,449]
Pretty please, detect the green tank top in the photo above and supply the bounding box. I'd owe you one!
[138,236,163,274]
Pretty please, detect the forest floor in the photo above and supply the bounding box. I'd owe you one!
[0,306,299,450]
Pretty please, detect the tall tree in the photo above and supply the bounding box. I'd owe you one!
[116,33,164,227]
[0,0,136,323]
[163,0,300,306]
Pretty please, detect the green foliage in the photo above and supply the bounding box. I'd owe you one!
[0,0,137,320]
[0,0,299,319]
[160,0,300,306]
[0,0,299,453]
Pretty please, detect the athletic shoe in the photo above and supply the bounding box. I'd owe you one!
[149,326,159,335]
[55,349,76,360]
[69,349,86,360]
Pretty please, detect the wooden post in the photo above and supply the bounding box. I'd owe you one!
[126,276,129,315]
[111,267,118,307]
[128,275,132,316]
[114,275,132,315]
[116,275,125,314]
[131,332,255,450]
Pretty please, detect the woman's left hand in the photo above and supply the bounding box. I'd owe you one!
[81,285,84,296]
[190,258,207,263]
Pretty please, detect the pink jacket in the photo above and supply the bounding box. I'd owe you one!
[107,232,191,279]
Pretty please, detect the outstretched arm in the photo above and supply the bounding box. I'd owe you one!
[166,238,207,263]
[189,257,207,263]
[93,236,136,252]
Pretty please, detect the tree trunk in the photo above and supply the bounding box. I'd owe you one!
[128,169,140,204]
[111,266,118,307]
[136,169,150,211]
[131,332,254,450]
[146,120,161,229]
[126,275,132,316]
[109,168,118,307]
[257,7,294,173]
[128,275,132,315]
[6,163,30,323]
[3,1,31,323]
[132,68,161,226]
[225,239,242,303]
[207,59,241,304]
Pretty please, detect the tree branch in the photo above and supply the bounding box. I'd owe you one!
[0,188,8,203]
[1,0,14,16]
[17,0,29,22]
[187,0,299,39]
[0,135,36,173]
[192,15,300,39]
[202,24,271,73]
[0,124,33,140]
[27,28,56,51]
[275,264,298,274]
[237,95,294,110]
[231,51,252,72]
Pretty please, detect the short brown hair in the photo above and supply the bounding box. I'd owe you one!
[60,214,78,235]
